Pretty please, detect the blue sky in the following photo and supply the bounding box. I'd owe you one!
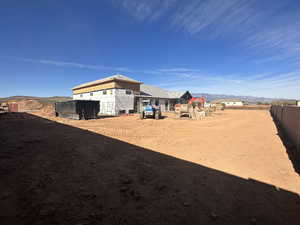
[1,0,300,99]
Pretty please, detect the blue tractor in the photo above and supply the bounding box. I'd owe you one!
[140,102,161,120]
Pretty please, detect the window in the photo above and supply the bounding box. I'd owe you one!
[155,99,159,106]
[80,94,83,97]
[142,99,150,106]
[126,90,132,95]
[103,90,107,95]
[90,92,93,96]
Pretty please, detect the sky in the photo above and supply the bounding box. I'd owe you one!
[1,0,300,99]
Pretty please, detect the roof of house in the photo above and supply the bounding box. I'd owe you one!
[168,91,188,99]
[211,98,242,104]
[140,84,188,99]
[140,84,170,98]
[72,74,142,90]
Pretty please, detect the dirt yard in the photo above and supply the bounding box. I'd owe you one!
[1,110,300,225]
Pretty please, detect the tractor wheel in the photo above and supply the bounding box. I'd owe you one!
[155,111,160,120]
[140,111,144,119]
[80,111,87,120]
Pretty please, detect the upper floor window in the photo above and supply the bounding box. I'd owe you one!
[126,90,132,95]
[90,92,93,96]
[103,90,107,95]
[80,94,83,97]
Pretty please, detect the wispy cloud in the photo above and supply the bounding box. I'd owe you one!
[148,67,300,98]
[112,0,287,36]
[110,0,300,64]
[157,68,202,73]
[3,56,300,98]
[24,58,108,70]
[245,24,300,63]
[170,0,256,37]
[2,56,134,73]
[113,0,177,22]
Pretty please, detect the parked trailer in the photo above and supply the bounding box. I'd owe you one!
[55,100,100,120]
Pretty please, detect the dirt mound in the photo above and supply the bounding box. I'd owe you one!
[17,99,44,111]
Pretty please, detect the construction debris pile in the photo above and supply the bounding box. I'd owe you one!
[174,97,219,120]
[39,104,55,117]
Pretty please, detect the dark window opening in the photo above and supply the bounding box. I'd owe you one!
[126,90,132,95]
[80,94,83,97]
[103,90,107,95]
[90,92,93,96]
[155,99,159,106]
[119,110,126,114]
[142,101,148,106]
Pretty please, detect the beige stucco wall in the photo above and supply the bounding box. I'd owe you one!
[115,81,140,93]
[73,81,116,94]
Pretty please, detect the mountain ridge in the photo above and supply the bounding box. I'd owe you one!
[0,96,71,103]
[192,93,296,103]
[0,94,296,104]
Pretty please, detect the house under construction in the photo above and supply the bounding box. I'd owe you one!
[72,74,192,116]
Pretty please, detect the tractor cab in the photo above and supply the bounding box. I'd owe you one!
[140,100,161,120]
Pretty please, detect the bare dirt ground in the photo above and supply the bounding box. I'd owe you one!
[1,110,300,225]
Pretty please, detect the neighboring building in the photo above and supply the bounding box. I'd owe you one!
[297,101,300,107]
[72,74,192,115]
[204,102,212,108]
[210,99,244,107]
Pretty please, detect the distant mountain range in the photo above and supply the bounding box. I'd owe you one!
[0,96,71,104]
[0,94,296,104]
[192,93,296,103]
